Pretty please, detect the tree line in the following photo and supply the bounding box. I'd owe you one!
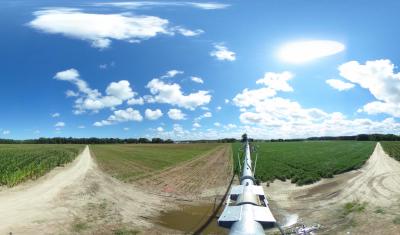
[0,137,174,144]
[306,134,400,141]
[0,134,399,144]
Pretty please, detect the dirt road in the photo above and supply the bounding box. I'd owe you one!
[266,142,400,234]
[0,146,163,234]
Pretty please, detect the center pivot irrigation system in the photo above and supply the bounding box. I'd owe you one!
[218,138,283,235]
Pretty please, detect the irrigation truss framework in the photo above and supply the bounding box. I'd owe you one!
[218,140,280,235]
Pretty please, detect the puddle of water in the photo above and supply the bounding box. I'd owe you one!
[156,203,228,235]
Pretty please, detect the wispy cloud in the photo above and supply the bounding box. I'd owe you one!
[191,76,204,84]
[326,79,355,91]
[92,2,230,10]
[2,130,10,135]
[54,122,65,127]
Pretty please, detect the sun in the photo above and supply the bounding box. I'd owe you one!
[278,40,345,63]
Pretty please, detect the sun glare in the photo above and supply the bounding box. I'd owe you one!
[278,40,345,63]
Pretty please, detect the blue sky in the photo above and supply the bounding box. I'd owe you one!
[1,0,400,140]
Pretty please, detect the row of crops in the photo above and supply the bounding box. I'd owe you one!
[90,143,221,182]
[232,141,376,186]
[0,144,83,186]
[381,142,400,161]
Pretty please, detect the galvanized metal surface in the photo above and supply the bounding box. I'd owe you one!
[218,140,276,235]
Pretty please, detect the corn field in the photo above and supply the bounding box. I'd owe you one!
[0,144,83,186]
[381,141,400,161]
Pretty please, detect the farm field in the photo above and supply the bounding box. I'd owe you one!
[232,141,376,185]
[381,141,400,161]
[90,143,222,182]
[0,144,83,186]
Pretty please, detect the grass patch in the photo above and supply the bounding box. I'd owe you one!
[232,141,375,185]
[91,143,221,181]
[71,218,90,233]
[113,228,139,235]
[374,207,385,214]
[341,201,367,217]
[393,216,400,224]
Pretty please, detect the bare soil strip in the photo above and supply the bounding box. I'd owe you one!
[266,142,400,234]
[137,144,233,200]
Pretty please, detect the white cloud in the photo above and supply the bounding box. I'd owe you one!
[278,40,345,63]
[146,78,211,110]
[167,108,186,120]
[225,123,237,129]
[224,99,230,104]
[195,111,212,122]
[203,112,212,118]
[156,126,164,132]
[214,122,221,127]
[161,70,184,79]
[232,70,400,139]
[94,108,143,126]
[339,59,400,117]
[66,90,79,97]
[78,125,85,129]
[99,61,115,69]
[188,2,229,10]
[2,130,10,135]
[54,122,65,127]
[216,106,222,111]
[191,76,204,84]
[326,79,355,91]
[210,44,236,61]
[127,97,144,105]
[123,127,130,131]
[233,87,276,107]
[172,124,188,137]
[51,112,60,118]
[106,80,134,100]
[29,8,202,49]
[256,71,294,92]
[193,122,201,128]
[145,108,163,120]
[93,2,230,10]
[174,27,203,36]
[54,68,141,113]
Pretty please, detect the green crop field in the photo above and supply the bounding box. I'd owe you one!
[381,141,400,161]
[90,143,221,181]
[0,144,83,186]
[232,141,376,185]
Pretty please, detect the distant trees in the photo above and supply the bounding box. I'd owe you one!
[241,133,248,142]
[1,133,400,145]
[0,137,171,144]
[151,138,163,143]
[308,134,400,141]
